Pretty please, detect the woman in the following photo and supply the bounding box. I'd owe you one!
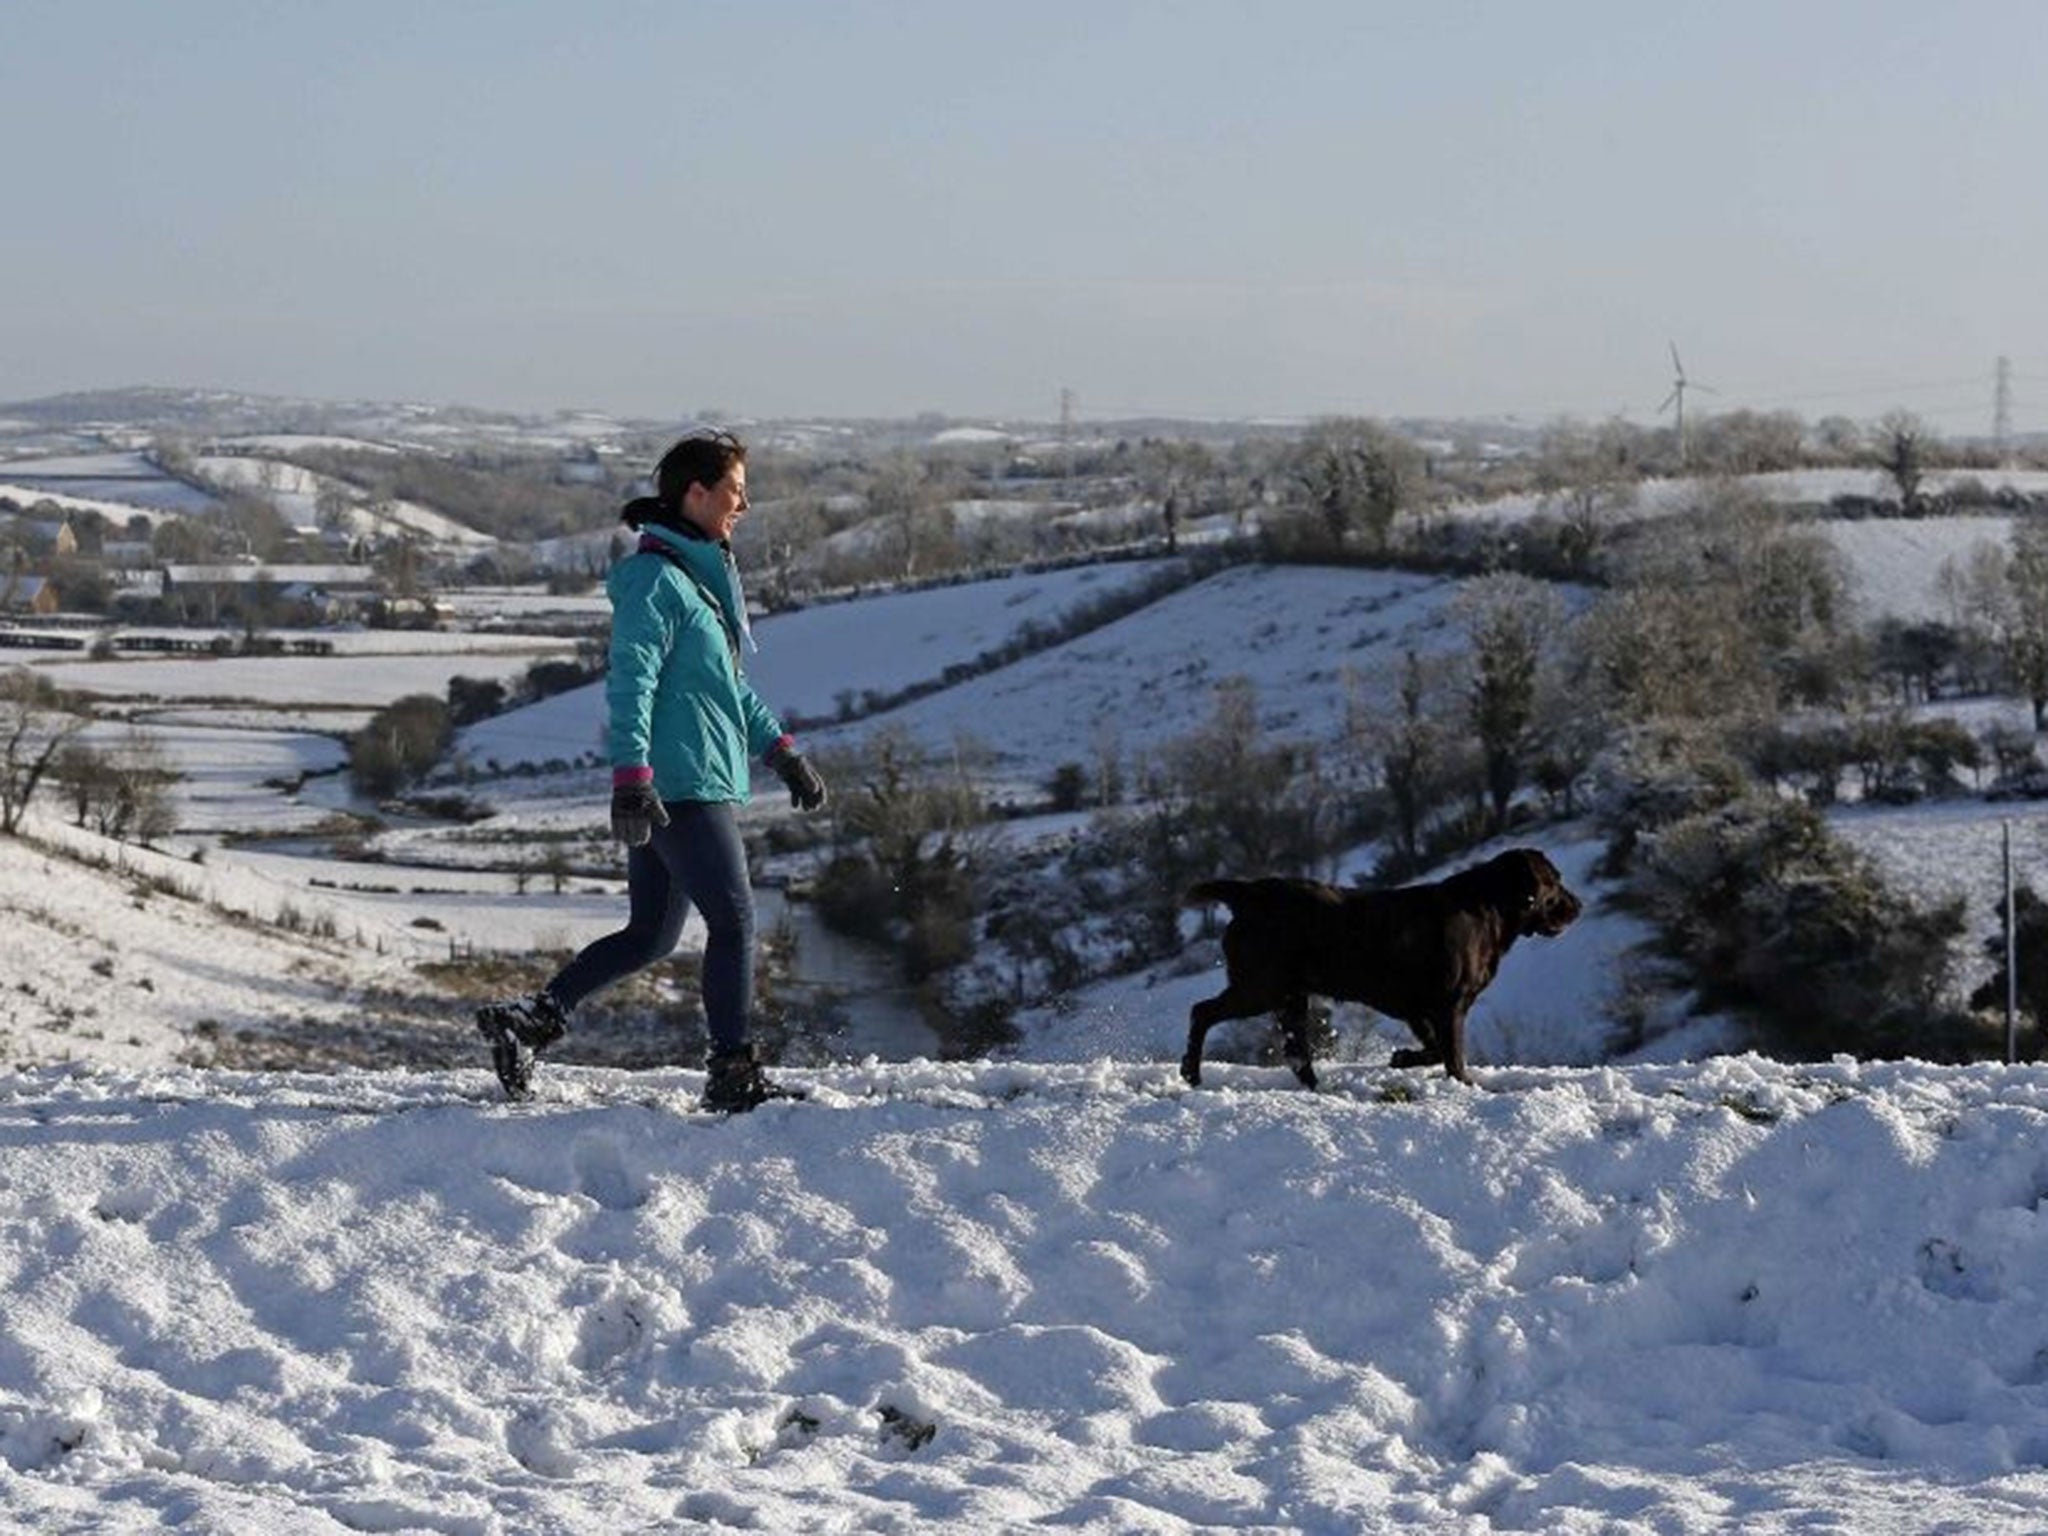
[476,430,828,1111]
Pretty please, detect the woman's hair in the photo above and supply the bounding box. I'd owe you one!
[621,429,748,529]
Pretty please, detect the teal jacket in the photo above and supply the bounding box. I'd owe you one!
[605,521,787,803]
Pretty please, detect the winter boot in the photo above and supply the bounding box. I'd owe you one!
[701,1043,800,1113]
[475,991,567,1101]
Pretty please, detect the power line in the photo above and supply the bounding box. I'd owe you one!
[1996,356,2014,459]
[1073,361,2047,434]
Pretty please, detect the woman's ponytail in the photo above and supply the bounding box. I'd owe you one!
[618,495,668,530]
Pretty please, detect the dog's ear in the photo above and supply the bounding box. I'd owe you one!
[1487,848,1549,910]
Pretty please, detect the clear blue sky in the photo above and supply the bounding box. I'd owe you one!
[4,0,2045,430]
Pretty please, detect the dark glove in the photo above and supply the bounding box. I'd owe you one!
[766,741,828,812]
[610,779,670,846]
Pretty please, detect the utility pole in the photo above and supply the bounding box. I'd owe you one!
[1058,387,1076,497]
[2006,818,2019,1064]
[1996,355,2014,465]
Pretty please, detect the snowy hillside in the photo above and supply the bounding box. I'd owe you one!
[6,1057,2048,1532]
[459,557,1199,767]
[464,562,1472,789]
[192,454,495,548]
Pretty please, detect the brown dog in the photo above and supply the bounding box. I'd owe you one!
[1181,848,1581,1088]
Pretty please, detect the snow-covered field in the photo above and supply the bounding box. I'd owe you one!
[1451,466,2048,528]
[0,480,212,521]
[7,1056,2048,1532]
[1836,793,2048,987]
[29,639,577,709]
[436,587,612,623]
[1828,516,2009,624]
[74,720,348,833]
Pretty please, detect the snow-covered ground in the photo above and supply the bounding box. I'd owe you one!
[0,824,404,1070]
[7,1056,2048,1532]
[0,479,212,521]
[14,494,2048,1529]
[1828,516,2009,624]
[1836,793,2048,992]
[73,720,348,833]
[435,587,612,623]
[28,639,576,709]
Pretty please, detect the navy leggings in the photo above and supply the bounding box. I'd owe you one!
[547,800,755,1051]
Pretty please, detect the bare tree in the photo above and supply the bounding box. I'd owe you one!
[0,669,90,835]
[743,494,830,606]
[543,846,573,895]
[1090,718,1124,808]
[1812,415,1863,462]
[217,492,291,560]
[1579,584,1717,723]
[1351,652,1461,876]
[104,730,179,845]
[376,533,424,601]
[1134,438,1218,551]
[1875,410,1934,513]
[1533,417,1639,565]
[1690,409,1806,476]
[1166,677,1333,875]
[1936,539,2014,694]
[864,453,957,581]
[314,482,356,538]
[51,732,181,844]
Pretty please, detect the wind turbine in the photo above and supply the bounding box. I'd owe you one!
[1658,343,1717,470]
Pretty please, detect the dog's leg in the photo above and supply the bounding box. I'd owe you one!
[1389,1016,1444,1071]
[1183,989,1266,1087]
[1279,994,1318,1090]
[1442,1005,1474,1085]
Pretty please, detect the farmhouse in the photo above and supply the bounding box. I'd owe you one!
[31,519,79,557]
[0,574,59,616]
[153,563,380,622]
[0,514,80,558]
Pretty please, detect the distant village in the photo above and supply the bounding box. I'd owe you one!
[0,430,598,636]
[0,500,409,633]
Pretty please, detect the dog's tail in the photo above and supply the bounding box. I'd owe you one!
[1184,878,1251,910]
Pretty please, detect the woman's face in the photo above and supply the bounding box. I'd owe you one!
[682,462,749,542]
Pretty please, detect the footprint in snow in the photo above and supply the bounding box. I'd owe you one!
[570,1135,646,1211]
[1917,1238,1999,1302]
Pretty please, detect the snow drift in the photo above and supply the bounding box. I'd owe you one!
[6,1056,2048,1532]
